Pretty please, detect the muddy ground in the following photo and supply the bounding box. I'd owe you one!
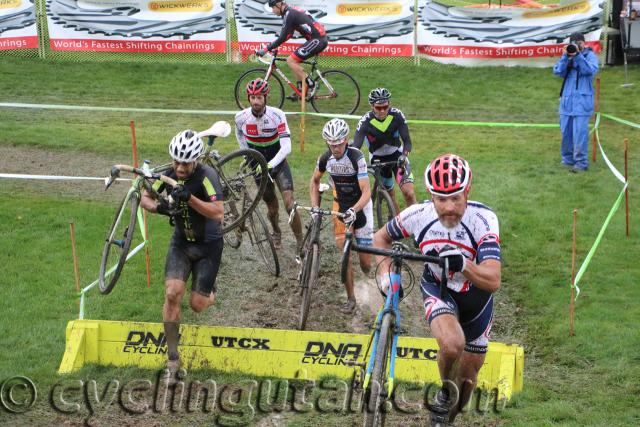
[0,145,520,426]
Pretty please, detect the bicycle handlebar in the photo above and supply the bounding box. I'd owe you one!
[288,202,348,225]
[348,240,440,265]
[367,159,403,172]
[105,164,178,190]
[340,231,450,298]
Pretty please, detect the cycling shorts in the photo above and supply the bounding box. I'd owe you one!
[290,37,328,62]
[371,151,414,191]
[262,160,294,203]
[165,236,224,296]
[333,199,373,245]
[420,282,493,354]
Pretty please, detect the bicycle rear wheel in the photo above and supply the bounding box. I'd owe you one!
[374,188,397,231]
[234,68,285,110]
[298,243,319,331]
[99,192,139,295]
[248,207,280,277]
[311,70,360,115]
[216,148,268,233]
[363,313,393,427]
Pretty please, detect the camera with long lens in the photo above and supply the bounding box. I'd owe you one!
[566,43,578,54]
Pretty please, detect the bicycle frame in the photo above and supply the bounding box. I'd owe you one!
[369,159,400,199]
[82,163,174,318]
[258,51,336,100]
[343,238,447,409]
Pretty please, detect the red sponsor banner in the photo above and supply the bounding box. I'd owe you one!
[233,41,412,57]
[0,36,38,51]
[417,41,601,59]
[50,39,225,53]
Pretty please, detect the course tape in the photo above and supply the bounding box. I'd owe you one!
[0,102,239,116]
[0,173,131,182]
[0,102,560,127]
[601,113,640,130]
[573,183,628,297]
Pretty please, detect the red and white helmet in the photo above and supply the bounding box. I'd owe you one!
[246,78,270,97]
[424,154,472,197]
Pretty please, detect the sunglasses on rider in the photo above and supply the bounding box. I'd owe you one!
[373,104,390,112]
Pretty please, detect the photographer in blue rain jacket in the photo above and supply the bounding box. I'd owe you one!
[553,32,599,173]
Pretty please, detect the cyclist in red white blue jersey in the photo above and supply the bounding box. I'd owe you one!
[373,153,502,426]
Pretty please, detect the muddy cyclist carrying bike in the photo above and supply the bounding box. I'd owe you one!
[140,129,226,385]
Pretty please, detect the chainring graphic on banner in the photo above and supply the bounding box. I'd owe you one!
[46,0,226,39]
[419,0,604,44]
[234,0,413,42]
[0,0,36,35]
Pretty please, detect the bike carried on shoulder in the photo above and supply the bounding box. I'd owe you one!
[99,122,268,295]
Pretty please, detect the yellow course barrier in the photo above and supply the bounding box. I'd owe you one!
[59,319,523,401]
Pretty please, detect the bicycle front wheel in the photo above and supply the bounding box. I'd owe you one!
[99,192,139,295]
[216,148,268,233]
[363,313,393,427]
[249,207,280,277]
[298,242,319,331]
[311,70,360,115]
[374,189,397,231]
[234,69,285,110]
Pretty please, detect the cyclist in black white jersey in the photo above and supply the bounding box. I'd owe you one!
[140,129,225,384]
[310,118,373,313]
[235,78,303,250]
[257,0,329,94]
[352,87,417,212]
[373,154,502,426]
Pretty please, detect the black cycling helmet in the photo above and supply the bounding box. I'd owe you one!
[267,0,284,6]
[368,87,391,105]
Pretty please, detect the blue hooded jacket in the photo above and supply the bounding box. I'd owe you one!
[553,48,599,116]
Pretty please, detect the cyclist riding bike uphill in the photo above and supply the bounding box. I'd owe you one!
[140,129,225,384]
[352,87,417,213]
[310,118,373,314]
[257,0,328,96]
[373,154,501,426]
[235,78,303,250]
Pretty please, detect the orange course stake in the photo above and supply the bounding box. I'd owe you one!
[569,209,577,337]
[130,120,152,288]
[624,138,629,237]
[69,222,81,294]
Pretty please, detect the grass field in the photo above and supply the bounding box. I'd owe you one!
[0,57,639,426]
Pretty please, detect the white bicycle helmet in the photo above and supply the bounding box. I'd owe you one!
[169,130,203,163]
[322,118,349,145]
